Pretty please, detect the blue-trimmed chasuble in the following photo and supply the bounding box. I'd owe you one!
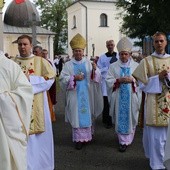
[118,67,131,134]
[73,62,91,127]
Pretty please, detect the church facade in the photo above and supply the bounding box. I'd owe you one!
[66,0,123,58]
[2,0,55,60]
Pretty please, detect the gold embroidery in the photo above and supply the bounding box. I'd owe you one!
[145,56,170,126]
[15,56,56,134]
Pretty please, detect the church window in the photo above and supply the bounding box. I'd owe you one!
[100,13,108,27]
[72,15,77,29]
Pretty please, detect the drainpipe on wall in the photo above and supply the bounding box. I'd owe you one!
[78,2,88,56]
[48,35,52,60]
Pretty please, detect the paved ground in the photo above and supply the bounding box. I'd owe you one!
[53,85,150,170]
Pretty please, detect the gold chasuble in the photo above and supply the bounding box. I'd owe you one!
[15,56,56,134]
[133,55,170,126]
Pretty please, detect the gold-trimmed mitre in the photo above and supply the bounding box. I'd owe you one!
[117,37,133,53]
[70,33,86,50]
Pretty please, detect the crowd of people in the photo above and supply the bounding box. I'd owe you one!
[0,32,170,170]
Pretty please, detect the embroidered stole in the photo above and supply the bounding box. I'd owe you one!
[133,56,170,126]
[118,67,131,134]
[73,62,91,128]
[14,56,56,134]
[145,56,170,126]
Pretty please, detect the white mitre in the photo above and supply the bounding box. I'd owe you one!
[117,37,133,53]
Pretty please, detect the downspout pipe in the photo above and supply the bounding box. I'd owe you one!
[78,2,88,56]
[48,35,51,60]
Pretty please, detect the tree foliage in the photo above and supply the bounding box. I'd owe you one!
[34,0,72,55]
[115,0,170,46]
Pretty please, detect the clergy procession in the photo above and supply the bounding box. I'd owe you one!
[0,1,170,170]
[0,31,170,170]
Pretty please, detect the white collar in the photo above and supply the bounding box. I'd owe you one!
[119,58,131,67]
[17,54,34,58]
[152,52,170,58]
[72,57,86,64]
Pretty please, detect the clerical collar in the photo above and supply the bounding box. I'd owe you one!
[105,51,117,57]
[152,52,170,58]
[120,58,131,67]
[72,57,85,64]
[17,54,34,58]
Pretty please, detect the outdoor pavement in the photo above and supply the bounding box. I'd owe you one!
[53,83,150,170]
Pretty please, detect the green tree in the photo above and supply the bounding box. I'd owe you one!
[34,0,72,55]
[116,0,170,46]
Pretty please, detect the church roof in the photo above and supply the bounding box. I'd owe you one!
[4,23,56,35]
[3,23,55,35]
[3,0,55,35]
[4,0,40,27]
[68,0,116,8]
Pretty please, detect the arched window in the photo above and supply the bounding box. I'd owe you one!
[73,15,76,29]
[100,13,107,27]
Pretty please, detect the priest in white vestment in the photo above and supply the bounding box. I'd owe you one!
[97,40,118,128]
[59,33,103,150]
[0,50,33,170]
[133,32,170,170]
[14,35,56,170]
[106,37,141,152]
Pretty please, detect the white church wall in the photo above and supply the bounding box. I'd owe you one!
[85,1,122,57]
[67,1,123,58]
[67,3,87,57]
[4,34,54,60]
[4,34,20,58]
